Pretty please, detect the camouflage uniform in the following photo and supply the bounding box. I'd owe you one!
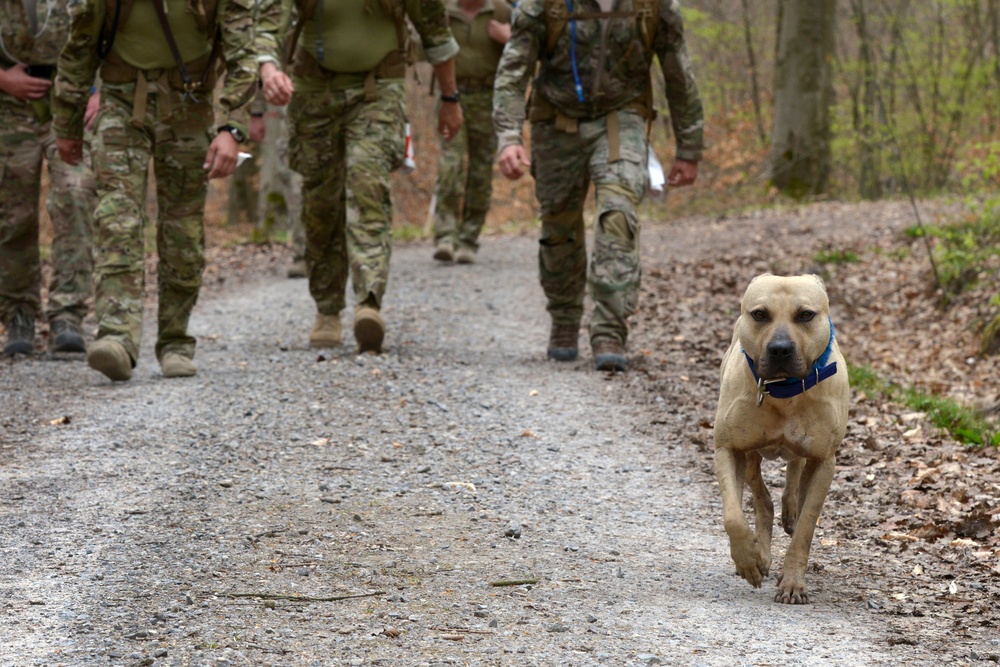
[263,0,458,316]
[52,0,257,368]
[0,0,95,350]
[431,0,509,255]
[493,0,703,347]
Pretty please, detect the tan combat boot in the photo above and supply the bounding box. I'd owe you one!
[433,239,454,262]
[455,243,477,265]
[310,313,343,348]
[161,352,197,378]
[354,306,385,353]
[87,338,133,381]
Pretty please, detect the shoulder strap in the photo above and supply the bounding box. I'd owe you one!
[285,0,319,64]
[98,0,126,60]
[493,0,511,24]
[151,0,201,98]
[376,0,408,53]
[544,0,568,54]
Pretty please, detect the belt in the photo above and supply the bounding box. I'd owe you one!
[26,64,56,80]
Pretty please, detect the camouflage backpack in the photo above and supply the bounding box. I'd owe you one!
[542,0,657,56]
[530,0,660,157]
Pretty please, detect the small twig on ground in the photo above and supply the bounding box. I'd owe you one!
[431,626,495,635]
[490,578,539,587]
[206,590,385,602]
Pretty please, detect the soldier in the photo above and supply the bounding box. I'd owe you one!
[53,0,258,381]
[494,0,704,371]
[430,0,511,265]
[0,0,96,356]
[260,0,462,353]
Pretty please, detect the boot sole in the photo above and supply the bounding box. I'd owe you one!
[355,314,385,353]
[52,332,86,353]
[547,347,578,362]
[88,343,133,381]
[161,354,197,378]
[594,353,627,372]
[3,340,33,356]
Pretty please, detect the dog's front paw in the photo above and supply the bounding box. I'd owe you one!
[730,540,769,588]
[775,572,809,604]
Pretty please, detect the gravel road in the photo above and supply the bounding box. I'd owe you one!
[0,218,982,666]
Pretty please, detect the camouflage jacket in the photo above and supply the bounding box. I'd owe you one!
[493,0,704,162]
[0,0,73,67]
[52,0,257,141]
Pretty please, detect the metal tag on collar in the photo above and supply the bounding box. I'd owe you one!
[756,377,784,407]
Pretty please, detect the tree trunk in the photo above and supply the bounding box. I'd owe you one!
[849,0,882,199]
[741,0,767,145]
[768,0,837,197]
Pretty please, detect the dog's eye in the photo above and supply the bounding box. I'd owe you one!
[750,309,768,322]
[798,310,816,322]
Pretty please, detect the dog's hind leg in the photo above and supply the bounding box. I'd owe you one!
[781,458,804,535]
[745,452,773,577]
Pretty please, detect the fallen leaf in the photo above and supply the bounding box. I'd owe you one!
[48,416,71,426]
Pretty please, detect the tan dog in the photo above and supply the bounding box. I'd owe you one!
[714,274,849,604]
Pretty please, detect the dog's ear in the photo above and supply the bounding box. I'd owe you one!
[748,272,773,286]
[807,274,827,291]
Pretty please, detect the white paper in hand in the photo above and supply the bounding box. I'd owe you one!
[647,146,665,198]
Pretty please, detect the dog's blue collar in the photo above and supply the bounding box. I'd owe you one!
[742,318,839,406]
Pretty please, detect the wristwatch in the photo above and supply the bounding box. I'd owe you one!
[440,90,461,104]
[219,125,247,143]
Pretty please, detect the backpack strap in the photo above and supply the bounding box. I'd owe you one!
[492,0,512,24]
[285,0,320,64]
[97,0,126,60]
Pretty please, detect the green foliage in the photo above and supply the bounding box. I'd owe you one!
[848,362,1000,448]
[392,224,425,243]
[813,248,860,265]
[911,205,1000,292]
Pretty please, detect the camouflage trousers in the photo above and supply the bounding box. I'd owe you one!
[530,110,648,345]
[0,93,95,327]
[289,80,405,314]
[89,79,213,363]
[432,89,496,249]
[258,103,304,259]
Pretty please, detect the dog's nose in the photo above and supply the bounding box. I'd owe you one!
[766,338,795,361]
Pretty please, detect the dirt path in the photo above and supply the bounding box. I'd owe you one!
[0,208,992,666]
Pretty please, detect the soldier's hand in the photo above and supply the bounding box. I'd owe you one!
[250,115,266,144]
[260,63,294,106]
[488,20,512,45]
[57,138,84,166]
[666,158,698,187]
[0,64,52,101]
[498,145,530,180]
[85,91,101,130]
[203,132,239,180]
[438,101,463,141]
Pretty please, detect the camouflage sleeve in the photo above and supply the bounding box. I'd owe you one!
[255,0,294,66]
[52,0,104,141]
[491,0,544,153]
[405,0,459,65]
[216,0,259,139]
[654,0,705,162]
